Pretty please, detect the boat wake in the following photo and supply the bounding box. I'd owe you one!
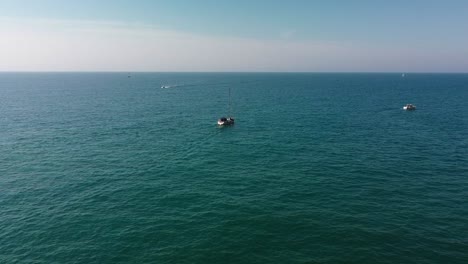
[160,81,228,89]
[160,84,192,89]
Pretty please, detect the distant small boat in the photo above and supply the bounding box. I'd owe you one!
[218,87,235,126]
[403,104,416,111]
[402,73,405,77]
[217,117,235,126]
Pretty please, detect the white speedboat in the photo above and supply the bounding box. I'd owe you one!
[403,104,416,111]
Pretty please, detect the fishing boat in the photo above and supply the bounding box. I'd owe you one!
[217,87,235,126]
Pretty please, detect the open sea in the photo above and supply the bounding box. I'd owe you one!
[1,73,467,263]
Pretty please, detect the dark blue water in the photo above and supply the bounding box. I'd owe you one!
[1,73,467,263]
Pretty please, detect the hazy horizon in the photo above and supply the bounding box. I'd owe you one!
[1,1,468,72]
[1,70,468,74]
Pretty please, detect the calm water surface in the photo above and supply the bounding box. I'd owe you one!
[1,73,467,263]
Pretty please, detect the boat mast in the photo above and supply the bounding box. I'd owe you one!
[228,87,232,117]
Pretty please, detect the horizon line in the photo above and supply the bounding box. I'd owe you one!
[1,71,468,74]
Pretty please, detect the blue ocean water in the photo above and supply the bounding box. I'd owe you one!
[0,73,467,263]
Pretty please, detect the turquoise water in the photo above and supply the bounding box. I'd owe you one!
[1,73,467,263]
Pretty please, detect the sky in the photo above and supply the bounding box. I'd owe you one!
[1,0,468,72]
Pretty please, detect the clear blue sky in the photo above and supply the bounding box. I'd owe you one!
[1,0,468,72]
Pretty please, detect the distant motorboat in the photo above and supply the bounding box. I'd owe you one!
[403,104,416,111]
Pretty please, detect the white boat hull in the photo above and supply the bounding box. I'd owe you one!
[217,118,234,126]
[403,106,416,111]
